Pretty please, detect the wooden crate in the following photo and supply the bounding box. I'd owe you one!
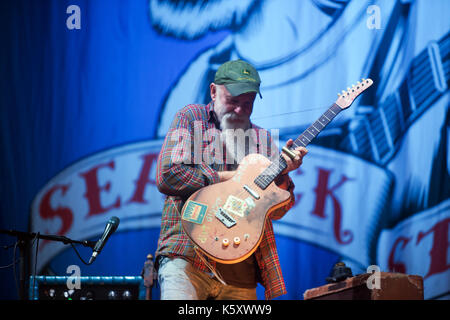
[303,272,423,300]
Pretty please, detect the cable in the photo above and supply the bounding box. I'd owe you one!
[11,236,36,299]
[31,233,40,300]
[0,243,20,268]
[1,243,17,250]
[70,242,93,266]
[0,259,19,269]
[12,240,19,299]
[9,233,39,299]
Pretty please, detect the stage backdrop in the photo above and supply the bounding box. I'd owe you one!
[0,0,448,300]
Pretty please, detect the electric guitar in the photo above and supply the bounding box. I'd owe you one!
[181,79,373,264]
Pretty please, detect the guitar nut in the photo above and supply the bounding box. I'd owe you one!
[222,238,229,247]
[233,237,241,245]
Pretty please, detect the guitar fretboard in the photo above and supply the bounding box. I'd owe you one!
[254,103,343,190]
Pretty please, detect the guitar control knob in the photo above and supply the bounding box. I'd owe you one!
[222,238,229,247]
[233,237,241,245]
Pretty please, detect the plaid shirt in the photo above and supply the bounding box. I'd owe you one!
[155,102,295,300]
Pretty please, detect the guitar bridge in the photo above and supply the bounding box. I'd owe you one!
[215,208,236,228]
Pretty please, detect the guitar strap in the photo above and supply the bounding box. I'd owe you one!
[193,246,228,286]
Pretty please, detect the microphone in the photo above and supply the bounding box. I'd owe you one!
[89,216,120,264]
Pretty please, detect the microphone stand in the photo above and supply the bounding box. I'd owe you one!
[0,229,96,300]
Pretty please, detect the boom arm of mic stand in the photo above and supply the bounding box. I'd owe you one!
[0,230,96,248]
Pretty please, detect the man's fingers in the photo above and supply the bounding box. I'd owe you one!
[296,147,308,157]
[280,146,308,174]
[281,152,291,164]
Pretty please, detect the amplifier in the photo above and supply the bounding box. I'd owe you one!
[29,276,146,300]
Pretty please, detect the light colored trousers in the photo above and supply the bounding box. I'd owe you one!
[158,256,257,300]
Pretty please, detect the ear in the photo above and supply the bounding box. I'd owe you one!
[210,83,217,101]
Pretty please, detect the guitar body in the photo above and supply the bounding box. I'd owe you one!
[181,153,291,264]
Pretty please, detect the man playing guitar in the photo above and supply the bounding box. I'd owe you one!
[155,59,307,300]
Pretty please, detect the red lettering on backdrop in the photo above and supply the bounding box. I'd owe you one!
[80,161,121,217]
[127,153,158,204]
[416,218,450,279]
[38,184,73,249]
[388,236,411,273]
[311,168,354,244]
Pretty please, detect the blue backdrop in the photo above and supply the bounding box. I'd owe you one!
[0,0,448,300]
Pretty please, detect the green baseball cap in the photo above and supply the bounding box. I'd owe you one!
[214,59,262,98]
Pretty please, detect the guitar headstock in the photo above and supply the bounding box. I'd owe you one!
[336,78,373,109]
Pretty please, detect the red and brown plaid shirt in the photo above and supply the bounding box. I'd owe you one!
[155,102,295,300]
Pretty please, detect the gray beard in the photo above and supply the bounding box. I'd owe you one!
[220,113,251,131]
[220,114,255,170]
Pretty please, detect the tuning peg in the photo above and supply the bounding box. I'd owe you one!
[338,93,341,97]
[357,81,361,84]
[342,90,346,95]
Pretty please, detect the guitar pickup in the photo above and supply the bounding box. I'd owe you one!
[215,208,236,228]
[243,184,260,199]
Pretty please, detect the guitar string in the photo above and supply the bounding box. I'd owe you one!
[249,102,341,121]
[230,154,287,201]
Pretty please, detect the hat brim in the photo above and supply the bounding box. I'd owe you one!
[225,82,262,98]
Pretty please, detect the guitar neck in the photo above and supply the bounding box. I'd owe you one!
[291,103,343,149]
[254,103,343,189]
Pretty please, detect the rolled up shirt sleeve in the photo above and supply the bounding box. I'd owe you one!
[261,129,296,220]
[270,174,295,220]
